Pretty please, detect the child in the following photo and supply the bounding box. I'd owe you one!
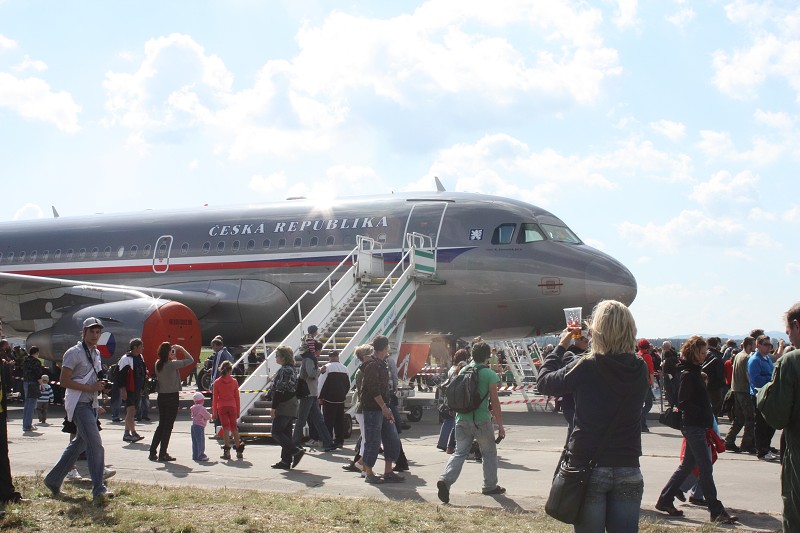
[37,374,53,424]
[190,392,212,462]
[305,325,319,355]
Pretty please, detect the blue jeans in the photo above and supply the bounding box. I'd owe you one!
[658,425,723,517]
[292,396,333,448]
[438,414,455,449]
[574,467,643,533]
[439,419,498,491]
[362,409,400,468]
[22,381,37,430]
[191,424,205,460]
[137,392,150,419]
[641,387,654,429]
[44,402,108,497]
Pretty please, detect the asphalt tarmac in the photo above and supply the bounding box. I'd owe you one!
[6,394,784,532]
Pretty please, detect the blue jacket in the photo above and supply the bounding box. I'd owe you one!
[748,352,774,395]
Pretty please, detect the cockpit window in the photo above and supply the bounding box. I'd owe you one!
[541,223,582,244]
[517,223,546,244]
[491,223,516,245]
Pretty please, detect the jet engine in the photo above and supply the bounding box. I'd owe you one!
[27,298,201,380]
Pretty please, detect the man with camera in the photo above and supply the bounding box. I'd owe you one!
[44,317,114,506]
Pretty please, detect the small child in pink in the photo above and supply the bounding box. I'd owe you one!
[190,392,212,461]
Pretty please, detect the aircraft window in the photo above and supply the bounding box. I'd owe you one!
[55,249,61,261]
[540,223,582,244]
[66,249,73,260]
[157,243,167,257]
[0,252,3,261]
[6,252,13,262]
[491,224,517,245]
[517,223,546,244]
[18,251,26,262]
[130,245,138,257]
[326,236,335,246]
[202,242,210,254]
[232,240,240,252]
[278,239,286,249]
[30,251,37,262]
[247,240,255,251]
[143,244,151,257]
[91,247,99,259]
[262,239,271,249]
[79,248,86,259]
[103,246,111,258]
[180,243,189,255]
[43,250,49,261]
[217,241,225,253]
[117,247,124,258]
[310,236,318,247]
[293,238,302,248]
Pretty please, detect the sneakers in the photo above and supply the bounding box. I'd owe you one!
[482,486,506,496]
[759,451,780,461]
[437,480,450,503]
[271,461,291,470]
[306,439,321,448]
[197,455,209,462]
[364,474,383,484]
[124,432,145,442]
[22,425,36,432]
[291,448,306,468]
[159,454,176,462]
[712,510,738,524]
[66,468,85,482]
[725,442,741,453]
[103,467,116,480]
[382,472,405,483]
[655,502,684,516]
[688,496,707,506]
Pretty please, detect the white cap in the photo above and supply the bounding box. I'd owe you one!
[82,317,104,329]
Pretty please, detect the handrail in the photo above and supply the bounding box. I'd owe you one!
[320,246,415,353]
[229,239,366,372]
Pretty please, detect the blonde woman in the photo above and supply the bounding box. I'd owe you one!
[270,346,304,469]
[537,300,649,532]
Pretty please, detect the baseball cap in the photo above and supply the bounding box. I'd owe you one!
[308,325,318,334]
[637,338,652,351]
[82,317,104,330]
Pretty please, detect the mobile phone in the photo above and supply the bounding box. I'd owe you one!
[495,435,504,444]
[170,348,176,355]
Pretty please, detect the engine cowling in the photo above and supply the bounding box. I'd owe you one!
[27,298,201,380]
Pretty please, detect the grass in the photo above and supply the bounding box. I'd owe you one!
[0,474,731,532]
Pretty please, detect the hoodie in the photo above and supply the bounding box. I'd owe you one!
[677,360,714,429]
[538,351,649,467]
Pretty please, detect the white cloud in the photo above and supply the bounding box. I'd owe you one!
[12,54,47,73]
[649,119,686,141]
[0,73,80,133]
[0,34,17,49]
[249,171,288,194]
[425,133,693,206]
[618,209,745,253]
[689,170,759,207]
[749,207,778,222]
[696,130,784,165]
[787,262,800,274]
[745,231,783,250]
[613,0,639,29]
[667,7,695,28]
[754,109,794,129]
[712,3,800,100]
[12,203,44,220]
[783,205,800,222]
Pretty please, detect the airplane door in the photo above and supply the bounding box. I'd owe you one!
[152,235,173,273]
[402,202,448,261]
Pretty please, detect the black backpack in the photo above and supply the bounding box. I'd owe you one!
[441,364,489,414]
[107,363,119,386]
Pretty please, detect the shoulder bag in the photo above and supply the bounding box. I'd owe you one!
[659,406,681,430]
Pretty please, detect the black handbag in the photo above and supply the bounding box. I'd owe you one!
[545,380,637,524]
[296,378,310,399]
[659,406,682,430]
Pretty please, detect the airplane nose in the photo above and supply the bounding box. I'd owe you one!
[585,255,638,307]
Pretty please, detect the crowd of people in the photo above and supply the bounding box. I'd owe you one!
[0,301,799,532]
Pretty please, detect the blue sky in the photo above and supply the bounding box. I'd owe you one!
[1,0,799,338]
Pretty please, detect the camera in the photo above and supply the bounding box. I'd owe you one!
[96,370,113,391]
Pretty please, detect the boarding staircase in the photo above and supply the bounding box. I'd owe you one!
[502,339,550,412]
[232,233,437,437]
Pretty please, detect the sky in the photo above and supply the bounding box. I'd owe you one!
[1,0,799,339]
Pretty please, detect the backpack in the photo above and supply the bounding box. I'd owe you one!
[107,364,119,385]
[441,364,489,414]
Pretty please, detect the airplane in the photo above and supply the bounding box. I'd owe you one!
[0,189,637,375]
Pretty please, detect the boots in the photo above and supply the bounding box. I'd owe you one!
[220,446,231,460]
[236,442,245,459]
